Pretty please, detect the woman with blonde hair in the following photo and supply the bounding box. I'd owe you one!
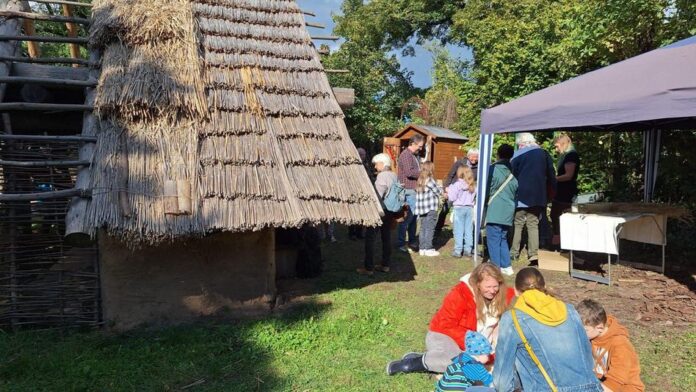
[446,165,477,258]
[387,263,516,375]
[493,267,601,391]
[414,161,442,257]
[551,134,580,247]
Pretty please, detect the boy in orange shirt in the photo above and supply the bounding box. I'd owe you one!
[576,299,644,392]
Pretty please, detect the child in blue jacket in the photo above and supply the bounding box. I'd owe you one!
[435,331,494,392]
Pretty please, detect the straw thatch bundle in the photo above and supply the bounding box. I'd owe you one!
[87,0,383,243]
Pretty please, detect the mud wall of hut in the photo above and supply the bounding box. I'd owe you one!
[99,229,275,330]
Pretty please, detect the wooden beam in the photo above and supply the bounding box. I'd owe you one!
[0,103,93,111]
[11,62,89,80]
[0,134,97,142]
[21,19,40,58]
[311,35,340,41]
[0,188,91,202]
[0,56,93,66]
[27,0,92,7]
[0,10,90,25]
[61,4,81,64]
[0,35,88,44]
[0,159,89,167]
[305,22,325,29]
[0,76,96,87]
[65,50,100,241]
[301,10,316,17]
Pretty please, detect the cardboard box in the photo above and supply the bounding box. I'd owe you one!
[538,250,570,272]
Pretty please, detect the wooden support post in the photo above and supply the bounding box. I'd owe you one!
[305,22,325,29]
[21,20,40,57]
[61,4,81,65]
[65,50,100,243]
[0,159,89,167]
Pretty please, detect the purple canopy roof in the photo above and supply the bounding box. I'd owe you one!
[480,35,696,134]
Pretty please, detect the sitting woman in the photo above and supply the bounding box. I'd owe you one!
[493,268,602,391]
[387,263,515,375]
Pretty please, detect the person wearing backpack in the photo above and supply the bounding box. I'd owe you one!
[358,153,398,275]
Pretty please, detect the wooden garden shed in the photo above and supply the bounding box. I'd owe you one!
[386,124,469,182]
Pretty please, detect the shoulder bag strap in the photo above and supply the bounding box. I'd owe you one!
[511,309,558,392]
[487,173,514,206]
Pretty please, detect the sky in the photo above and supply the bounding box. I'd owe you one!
[296,0,472,88]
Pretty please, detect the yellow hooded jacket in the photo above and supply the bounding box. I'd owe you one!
[514,289,567,326]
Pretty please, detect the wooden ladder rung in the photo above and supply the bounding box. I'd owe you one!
[0,35,89,44]
[0,103,94,111]
[0,159,90,167]
[0,134,97,142]
[28,0,93,8]
[0,188,92,202]
[0,10,90,25]
[0,76,96,87]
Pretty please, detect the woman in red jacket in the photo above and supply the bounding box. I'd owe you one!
[387,263,516,375]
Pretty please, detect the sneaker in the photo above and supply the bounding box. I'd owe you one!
[423,249,440,257]
[375,265,390,273]
[398,246,409,253]
[501,267,514,276]
[418,249,426,256]
[356,268,374,276]
[451,251,463,258]
[330,236,338,243]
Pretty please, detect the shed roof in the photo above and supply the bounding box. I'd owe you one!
[395,124,469,142]
[85,0,382,243]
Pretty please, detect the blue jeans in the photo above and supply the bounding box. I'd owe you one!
[452,206,473,255]
[419,209,437,250]
[397,190,418,247]
[486,223,511,268]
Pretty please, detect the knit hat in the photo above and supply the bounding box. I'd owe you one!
[464,331,493,356]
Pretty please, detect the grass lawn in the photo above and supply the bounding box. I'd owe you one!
[1,228,694,391]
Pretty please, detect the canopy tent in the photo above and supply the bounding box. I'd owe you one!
[474,35,696,262]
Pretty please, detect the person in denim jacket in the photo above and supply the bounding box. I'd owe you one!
[493,268,602,392]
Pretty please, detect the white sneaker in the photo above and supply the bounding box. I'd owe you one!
[424,249,440,257]
[501,267,514,276]
[419,249,426,256]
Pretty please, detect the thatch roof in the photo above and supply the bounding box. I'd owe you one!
[86,0,382,243]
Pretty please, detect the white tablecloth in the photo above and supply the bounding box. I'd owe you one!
[560,213,666,255]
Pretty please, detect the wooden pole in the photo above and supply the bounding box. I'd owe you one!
[21,20,41,57]
[0,10,90,25]
[0,76,96,87]
[0,159,90,167]
[0,102,93,111]
[0,188,91,202]
[28,0,92,8]
[0,134,97,142]
[65,49,100,242]
[61,4,81,65]
[0,55,93,65]
[311,35,340,41]
[0,35,88,44]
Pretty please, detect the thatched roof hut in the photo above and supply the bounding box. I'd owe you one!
[85,0,382,244]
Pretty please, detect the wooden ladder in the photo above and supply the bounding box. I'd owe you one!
[0,0,99,240]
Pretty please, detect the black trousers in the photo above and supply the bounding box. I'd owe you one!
[364,215,392,270]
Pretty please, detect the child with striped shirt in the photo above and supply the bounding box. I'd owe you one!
[435,331,494,392]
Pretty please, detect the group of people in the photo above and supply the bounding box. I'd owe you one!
[387,264,644,392]
[356,131,579,277]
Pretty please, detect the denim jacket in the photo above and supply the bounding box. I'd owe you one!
[492,304,602,392]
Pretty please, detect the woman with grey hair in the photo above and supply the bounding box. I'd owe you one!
[357,153,398,275]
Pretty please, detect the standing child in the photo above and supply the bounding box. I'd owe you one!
[447,165,476,258]
[576,299,645,392]
[414,161,441,257]
[435,331,494,392]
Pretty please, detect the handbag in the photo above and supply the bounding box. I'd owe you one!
[511,309,558,392]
